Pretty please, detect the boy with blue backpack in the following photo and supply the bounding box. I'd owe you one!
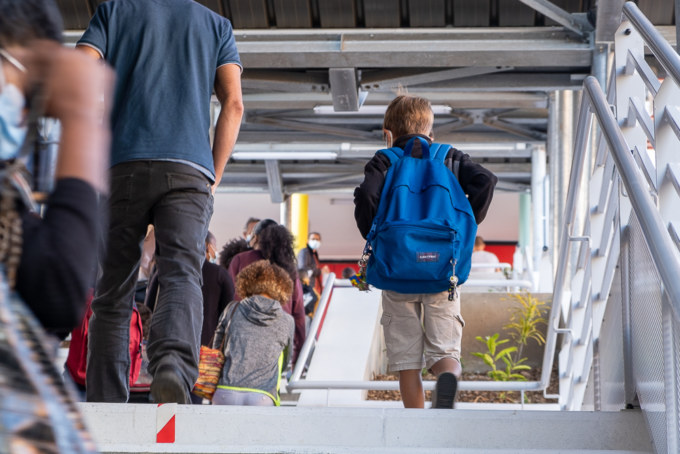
[354,95,497,408]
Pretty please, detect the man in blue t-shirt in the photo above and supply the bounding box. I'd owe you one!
[77,0,244,404]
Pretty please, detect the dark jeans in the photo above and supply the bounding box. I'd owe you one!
[86,161,213,402]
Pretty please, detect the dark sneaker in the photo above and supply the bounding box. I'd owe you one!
[433,372,457,409]
[151,366,190,404]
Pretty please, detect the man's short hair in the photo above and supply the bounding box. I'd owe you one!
[244,217,260,230]
[383,95,434,138]
[308,231,321,239]
[205,230,216,245]
[475,236,485,248]
[0,0,63,47]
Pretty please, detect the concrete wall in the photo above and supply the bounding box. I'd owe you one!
[460,292,552,373]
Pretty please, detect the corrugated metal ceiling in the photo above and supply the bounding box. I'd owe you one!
[57,0,676,30]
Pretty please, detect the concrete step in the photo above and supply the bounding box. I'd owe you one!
[80,403,654,453]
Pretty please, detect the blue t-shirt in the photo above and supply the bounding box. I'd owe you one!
[78,0,241,180]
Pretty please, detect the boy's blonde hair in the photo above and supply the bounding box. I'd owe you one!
[383,95,434,138]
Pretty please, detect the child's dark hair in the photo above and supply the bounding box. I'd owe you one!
[257,224,298,282]
[219,238,251,269]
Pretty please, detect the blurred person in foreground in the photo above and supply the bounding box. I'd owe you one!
[77,0,244,404]
[0,0,112,334]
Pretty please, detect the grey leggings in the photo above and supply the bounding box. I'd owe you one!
[213,388,275,406]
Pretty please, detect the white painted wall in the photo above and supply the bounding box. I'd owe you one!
[208,190,520,260]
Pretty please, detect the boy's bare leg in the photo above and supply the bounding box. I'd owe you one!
[399,369,425,408]
[430,357,462,378]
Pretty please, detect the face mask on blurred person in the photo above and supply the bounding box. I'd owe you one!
[0,49,27,161]
[308,239,321,250]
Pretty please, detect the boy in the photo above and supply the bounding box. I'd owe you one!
[353,95,497,408]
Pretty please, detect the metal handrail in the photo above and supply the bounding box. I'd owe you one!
[585,76,680,319]
[540,76,680,395]
[288,272,336,386]
[470,262,512,269]
[623,2,680,88]
[538,73,594,390]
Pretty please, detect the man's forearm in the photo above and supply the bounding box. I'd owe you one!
[212,102,243,189]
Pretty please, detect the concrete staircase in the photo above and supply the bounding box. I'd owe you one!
[80,403,653,453]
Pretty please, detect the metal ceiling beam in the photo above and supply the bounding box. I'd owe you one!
[264,160,284,203]
[361,66,514,89]
[241,70,329,92]
[227,141,536,159]
[595,0,626,43]
[242,91,549,109]
[329,68,361,111]
[246,115,378,140]
[483,117,547,141]
[517,0,593,37]
[233,28,592,69]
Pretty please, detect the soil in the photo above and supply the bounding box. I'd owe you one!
[368,367,559,404]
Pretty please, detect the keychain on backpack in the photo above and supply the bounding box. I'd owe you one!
[350,244,371,292]
[448,259,458,301]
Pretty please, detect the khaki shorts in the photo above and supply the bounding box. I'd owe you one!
[380,289,464,372]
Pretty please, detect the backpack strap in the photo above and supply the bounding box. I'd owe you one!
[429,143,452,162]
[376,147,404,165]
[403,137,430,159]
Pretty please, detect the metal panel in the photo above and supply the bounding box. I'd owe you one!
[499,0,536,26]
[364,0,401,27]
[637,0,674,26]
[628,214,668,454]
[228,0,269,28]
[273,0,313,28]
[318,0,356,28]
[454,0,490,27]
[56,0,93,30]
[409,0,447,27]
[593,265,624,410]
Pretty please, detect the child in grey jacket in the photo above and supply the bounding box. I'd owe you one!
[212,260,294,406]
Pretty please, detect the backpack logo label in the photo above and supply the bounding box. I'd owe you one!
[417,252,440,262]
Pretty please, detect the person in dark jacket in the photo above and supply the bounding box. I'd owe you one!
[213,260,294,406]
[228,219,306,364]
[0,0,113,336]
[353,95,497,410]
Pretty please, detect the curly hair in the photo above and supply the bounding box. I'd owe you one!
[219,237,251,269]
[236,260,293,305]
[0,0,63,47]
[256,224,298,282]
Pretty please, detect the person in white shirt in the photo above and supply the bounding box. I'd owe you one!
[471,236,500,270]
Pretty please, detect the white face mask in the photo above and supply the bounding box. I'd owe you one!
[308,239,321,250]
[0,49,27,161]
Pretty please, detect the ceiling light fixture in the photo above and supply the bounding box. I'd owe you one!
[231,151,338,161]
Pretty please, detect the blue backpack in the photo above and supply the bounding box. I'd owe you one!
[364,137,477,294]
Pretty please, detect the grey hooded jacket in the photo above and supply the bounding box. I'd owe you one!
[212,295,294,402]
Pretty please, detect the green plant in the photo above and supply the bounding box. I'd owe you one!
[503,293,548,363]
[472,334,530,382]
